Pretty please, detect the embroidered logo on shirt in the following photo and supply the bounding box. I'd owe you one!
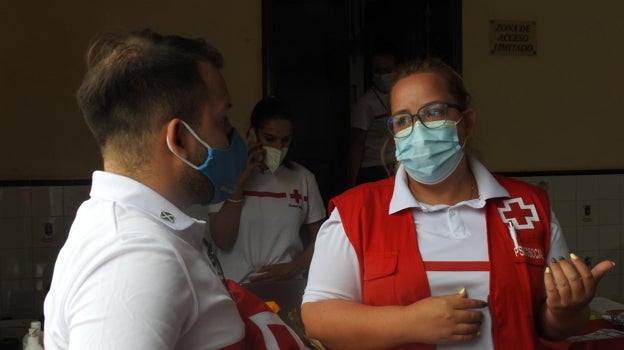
[160,210,175,223]
[497,197,539,229]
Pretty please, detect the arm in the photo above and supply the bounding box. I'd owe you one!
[209,142,264,250]
[302,291,486,350]
[67,242,193,349]
[537,254,615,340]
[346,127,366,188]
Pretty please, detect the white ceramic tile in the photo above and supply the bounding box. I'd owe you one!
[0,187,32,218]
[31,216,65,247]
[0,279,34,319]
[599,225,622,250]
[0,249,33,279]
[599,199,622,225]
[597,174,624,200]
[551,176,576,201]
[598,274,622,298]
[0,218,32,249]
[577,226,600,251]
[63,185,90,216]
[577,200,599,226]
[32,246,61,279]
[577,175,599,201]
[552,200,576,227]
[598,249,622,275]
[31,186,63,217]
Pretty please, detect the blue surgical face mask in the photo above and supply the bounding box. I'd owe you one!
[394,118,465,185]
[167,120,247,204]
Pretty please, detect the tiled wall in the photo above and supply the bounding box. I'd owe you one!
[0,184,90,321]
[0,173,622,322]
[515,173,624,299]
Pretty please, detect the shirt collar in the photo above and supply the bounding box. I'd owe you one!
[388,156,509,214]
[89,171,201,231]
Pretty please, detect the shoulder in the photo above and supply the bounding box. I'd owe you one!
[494,174,546,195]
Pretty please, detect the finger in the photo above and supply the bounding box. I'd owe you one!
[548,258,574,301]
[454,321,482,333]
[555,257,586,297]
[590,260,616,281]
[544,266,561,303]
[455,309,484,324]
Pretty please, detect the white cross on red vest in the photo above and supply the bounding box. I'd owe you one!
[497,197,539,229]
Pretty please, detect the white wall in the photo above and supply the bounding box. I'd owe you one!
[463,1,624,172]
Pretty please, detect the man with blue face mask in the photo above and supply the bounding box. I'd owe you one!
[347,44,399,188]
[44,29,249,350]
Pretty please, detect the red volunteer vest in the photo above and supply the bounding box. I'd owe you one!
[330,175,551,350]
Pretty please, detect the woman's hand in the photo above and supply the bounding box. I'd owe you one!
[402,289,487,344]
[545,254,613,316]
[540,253,615,339]
[249,262,300,282]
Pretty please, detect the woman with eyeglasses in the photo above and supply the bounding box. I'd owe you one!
[301,57,614,350]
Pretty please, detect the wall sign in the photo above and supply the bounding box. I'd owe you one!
[490,20,537,56]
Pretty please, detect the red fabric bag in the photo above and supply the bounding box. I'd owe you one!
[226,279,310,349]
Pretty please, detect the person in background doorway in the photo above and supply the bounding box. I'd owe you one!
[208,97,326,283]
[43,29,248,350]
[301,57,615,349]
[346,45,399,188]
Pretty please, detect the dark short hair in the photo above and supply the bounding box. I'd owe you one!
[76,29,223,155]
[250,96,293,129]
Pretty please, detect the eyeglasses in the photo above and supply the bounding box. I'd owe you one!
[387,101,463,138]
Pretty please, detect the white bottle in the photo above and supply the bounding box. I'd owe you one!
[22,321,43,350]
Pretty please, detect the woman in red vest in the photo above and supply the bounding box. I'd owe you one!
[301,57,615,350]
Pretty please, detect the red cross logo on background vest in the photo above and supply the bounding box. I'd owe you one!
[498,198,539,229]
[289,189,308,204]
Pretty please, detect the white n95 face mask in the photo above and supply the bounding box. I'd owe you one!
[263,146,288,173]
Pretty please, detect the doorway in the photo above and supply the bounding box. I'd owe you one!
[262,0,462,203]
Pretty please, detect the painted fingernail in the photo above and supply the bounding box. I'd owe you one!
[458,287,466,294]
[558,256,566,261]
[545,267,551,274]
[551,258,557,263]
[570,253,578,260]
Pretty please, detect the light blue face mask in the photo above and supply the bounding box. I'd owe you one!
[167,120,247,204]
[394,119,465,185]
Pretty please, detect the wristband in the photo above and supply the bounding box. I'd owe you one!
[227,198,243,203]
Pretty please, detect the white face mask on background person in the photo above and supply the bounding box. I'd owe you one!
[394,118,466,185]
[263,146,288,173]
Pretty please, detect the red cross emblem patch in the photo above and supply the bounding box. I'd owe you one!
[497,198,539,229]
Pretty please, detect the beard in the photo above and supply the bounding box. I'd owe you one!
[181,165,215,206]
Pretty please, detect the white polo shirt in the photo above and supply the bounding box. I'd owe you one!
[210,162,326,283]
[303,157,568,350]
[44,171,244,350]
[351,87,396,168]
